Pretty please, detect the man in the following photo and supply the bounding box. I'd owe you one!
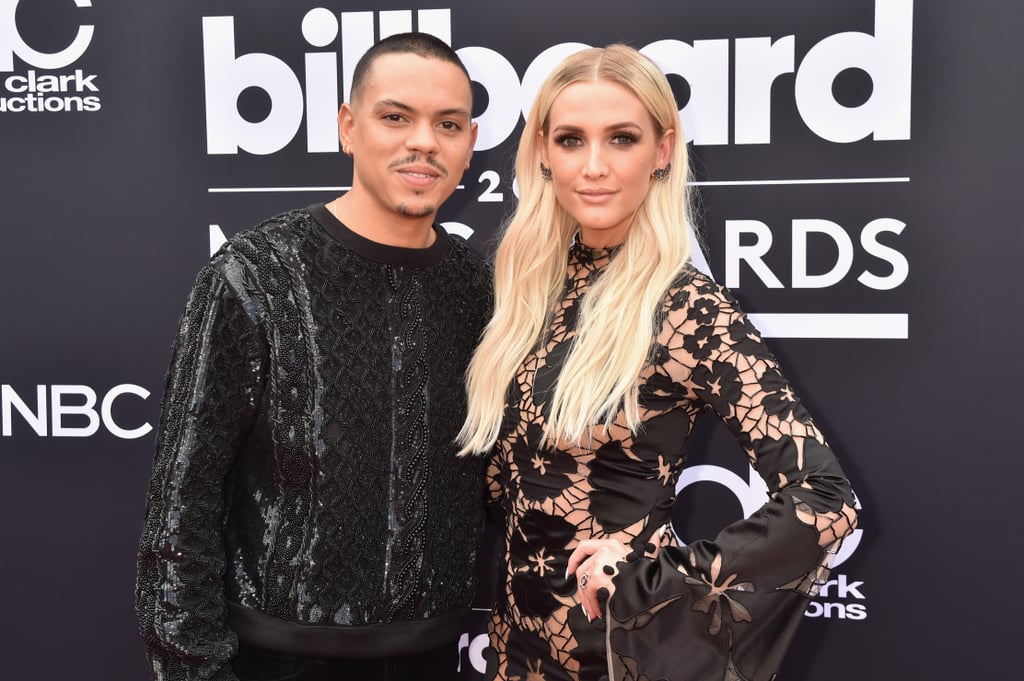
[136,33,490,681]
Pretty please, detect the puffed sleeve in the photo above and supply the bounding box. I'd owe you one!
[135,252,266,681]
[605,274,857,681]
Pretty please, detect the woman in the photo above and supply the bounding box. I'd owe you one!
[459,45,857,681]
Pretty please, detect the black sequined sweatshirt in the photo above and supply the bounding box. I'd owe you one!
[136,204,492,681]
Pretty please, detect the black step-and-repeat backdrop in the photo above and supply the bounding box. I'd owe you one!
[1,1,1019,678]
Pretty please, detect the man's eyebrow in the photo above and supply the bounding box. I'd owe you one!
[373,98,413,112]
[372,99,471,118]
[438,107,472,118]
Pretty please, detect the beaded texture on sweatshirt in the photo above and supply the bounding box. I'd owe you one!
[136,207,492,680]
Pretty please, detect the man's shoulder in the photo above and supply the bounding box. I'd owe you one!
[199,208,319,295]
[441,232,491,279]
[223,207,315,254]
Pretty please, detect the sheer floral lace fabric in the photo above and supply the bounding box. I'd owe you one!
[486,241,857,681]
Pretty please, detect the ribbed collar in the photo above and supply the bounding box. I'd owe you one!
[309,202,450,267]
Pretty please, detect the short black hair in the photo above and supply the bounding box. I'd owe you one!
[350,32,472,104]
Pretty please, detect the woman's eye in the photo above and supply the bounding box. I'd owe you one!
[555,135,582,147]
[612,133,637,145]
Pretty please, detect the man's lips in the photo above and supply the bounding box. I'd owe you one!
[396,164,443,187]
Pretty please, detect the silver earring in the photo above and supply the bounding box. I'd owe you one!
[540,163,552,181]
[652,163,671,182]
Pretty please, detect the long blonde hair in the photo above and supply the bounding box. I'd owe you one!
[458,44,696,453]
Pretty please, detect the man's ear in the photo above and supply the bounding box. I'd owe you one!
[467,121,479,166]
[337,103,355,151]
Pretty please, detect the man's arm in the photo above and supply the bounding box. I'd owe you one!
[136,255,266,681]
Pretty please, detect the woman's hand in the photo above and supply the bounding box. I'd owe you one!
[566,539,630,621]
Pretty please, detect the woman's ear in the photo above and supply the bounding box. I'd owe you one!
[537,130,549,167]
[657,128,676,168]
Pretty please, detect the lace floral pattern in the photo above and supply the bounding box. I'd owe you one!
[487,241,857,681]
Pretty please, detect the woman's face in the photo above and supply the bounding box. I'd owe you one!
[539,79,674,248]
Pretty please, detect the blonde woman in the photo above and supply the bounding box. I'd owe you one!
[459,44,858,681]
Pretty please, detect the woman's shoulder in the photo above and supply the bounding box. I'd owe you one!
[665,265,737,309]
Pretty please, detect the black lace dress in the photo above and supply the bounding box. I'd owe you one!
[485,241,857,681]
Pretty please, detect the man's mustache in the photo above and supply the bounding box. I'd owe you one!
[388,154,449,177]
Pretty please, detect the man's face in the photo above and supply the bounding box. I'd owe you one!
[339,53,477,223]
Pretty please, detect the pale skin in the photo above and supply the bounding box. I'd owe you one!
[544,79,676,619]
[539,79,674,249]
[566,538,630,621]
[331,53,478,248]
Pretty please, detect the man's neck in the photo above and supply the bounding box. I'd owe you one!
[330,193,437,249]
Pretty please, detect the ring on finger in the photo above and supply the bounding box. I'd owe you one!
[579,572,590,589]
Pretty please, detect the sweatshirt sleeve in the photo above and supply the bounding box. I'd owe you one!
[606,277,858,681]
[135,253,266,681]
